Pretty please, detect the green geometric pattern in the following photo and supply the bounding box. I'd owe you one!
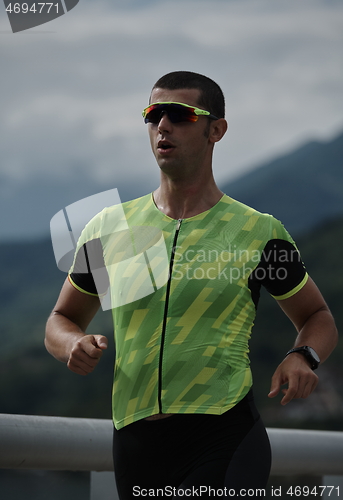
[70,193,305,429]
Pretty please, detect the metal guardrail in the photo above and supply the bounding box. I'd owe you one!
[1,414,343,476]
[0,414,113,472]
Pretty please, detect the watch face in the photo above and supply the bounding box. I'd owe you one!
[307,347,320,363]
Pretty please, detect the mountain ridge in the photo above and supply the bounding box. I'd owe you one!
[222,130,343,234]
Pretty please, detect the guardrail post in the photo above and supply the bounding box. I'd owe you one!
[322,476,343,499]
[90,471,119,500]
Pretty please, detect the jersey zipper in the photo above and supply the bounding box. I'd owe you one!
[158,218,182,413]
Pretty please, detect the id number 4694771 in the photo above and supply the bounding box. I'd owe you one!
[279,485,340,496]
[5,3,59,14]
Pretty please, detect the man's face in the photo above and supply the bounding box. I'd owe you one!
[147,87,214,178]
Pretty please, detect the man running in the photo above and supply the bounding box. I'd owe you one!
[45,71,337,498]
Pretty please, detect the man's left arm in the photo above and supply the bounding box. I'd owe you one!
[268,276,338,405]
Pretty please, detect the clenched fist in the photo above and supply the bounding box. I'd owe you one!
[67,334,108,376]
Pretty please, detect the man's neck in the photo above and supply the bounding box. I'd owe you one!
[153,174,223,220]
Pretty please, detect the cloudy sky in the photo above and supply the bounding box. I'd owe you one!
[1,0,343,238]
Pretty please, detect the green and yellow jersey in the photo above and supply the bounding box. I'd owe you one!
[69,193,307,430]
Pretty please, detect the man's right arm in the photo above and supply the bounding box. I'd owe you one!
[45,278,107,376]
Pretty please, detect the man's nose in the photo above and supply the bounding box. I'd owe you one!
[157,111,173,132]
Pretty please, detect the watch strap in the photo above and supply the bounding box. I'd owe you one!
[285,346,320,370]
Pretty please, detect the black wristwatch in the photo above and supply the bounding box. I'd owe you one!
[285,346,320,370]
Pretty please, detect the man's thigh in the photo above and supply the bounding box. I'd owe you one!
[176,417,271,499]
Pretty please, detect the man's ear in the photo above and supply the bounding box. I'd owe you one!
[209,118,228,144]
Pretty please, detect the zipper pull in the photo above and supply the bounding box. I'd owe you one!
[176,218,182,231]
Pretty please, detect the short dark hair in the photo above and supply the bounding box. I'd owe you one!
[151,71,225,119]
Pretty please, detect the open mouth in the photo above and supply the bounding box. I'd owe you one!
[158,141,174,151]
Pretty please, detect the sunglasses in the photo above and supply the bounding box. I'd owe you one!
[142,102,219,124]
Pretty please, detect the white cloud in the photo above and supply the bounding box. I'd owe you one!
[0,0,342,188]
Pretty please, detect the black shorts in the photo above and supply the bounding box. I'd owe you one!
[112,390,271,499]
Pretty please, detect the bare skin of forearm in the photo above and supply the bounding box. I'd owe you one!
[45,279,106,376]
[269,278,338,405]
[277,277,338,363]
[45,311,87,363]
[292,307,338,362]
